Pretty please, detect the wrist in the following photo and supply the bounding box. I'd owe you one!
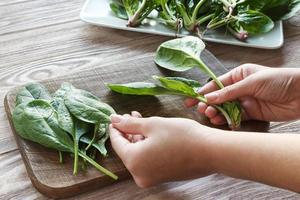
[191,123,223,175]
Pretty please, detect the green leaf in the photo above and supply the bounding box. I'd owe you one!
[281,0,300,20]
[64,91,115,124]
[12,100,73,152]
[108,82,178,96]
[240,0,300,21]
[80,124,109,157]
[154,36,205,72]
[153,76,199,97]
[110,1,128,20]
[236,10,274,34]
[159,76,201,90]
[16,83,52,106]
[154,36,224,89]
[220,101,242,130]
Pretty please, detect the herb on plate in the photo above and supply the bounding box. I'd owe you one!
[109,0,300,41]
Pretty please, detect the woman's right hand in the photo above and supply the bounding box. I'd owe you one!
[185,64,300,125]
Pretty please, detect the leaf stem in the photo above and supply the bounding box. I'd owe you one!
[85,124,99,151]
[196,13,215,25]
[128,0,147,27]
[73,141,79,175]
[196,96,233,127]
[191,0,207,22]
[214,105,233,127]
[78,152,118,180]
[58,151,63,163]
[196,59,224,89]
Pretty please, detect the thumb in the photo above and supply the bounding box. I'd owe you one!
[110,114,147,136]
[204,78,253,104]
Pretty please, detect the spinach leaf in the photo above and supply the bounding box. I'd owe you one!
[64,91,115,124]
[13,100,73,152]
[119,0,161,27]
[107,82,178,95]
[16,83,52,106]
[110,37,242,129]
[220,101,242,130]
[281,0,300,20]
[110,0,129,20]
[80,124,110,157]
[153,76,199,97]
[13,83,118,179]
[52,83,92,174]
[161,77,201,90]
[157,0,183,30]
[108,76,241,129]
[154,36,224,89]
[236,10,274,34]
[241,0,300,21]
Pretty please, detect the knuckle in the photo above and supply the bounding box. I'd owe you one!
[221,86,235,100]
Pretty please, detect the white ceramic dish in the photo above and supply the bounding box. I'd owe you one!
[80,0,284,49]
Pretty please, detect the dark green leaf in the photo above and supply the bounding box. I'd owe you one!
[16,83,52,106]
[64,91,115,124]
[80,124,109,157]
[236,10,274,34]
[281,0,300,20]
[110,1,128,20]
[12,100,73,152]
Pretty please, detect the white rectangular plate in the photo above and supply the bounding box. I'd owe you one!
[80,0,284,49]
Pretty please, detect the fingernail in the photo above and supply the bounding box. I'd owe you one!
[205,92,219,102]
[110,114,123,123]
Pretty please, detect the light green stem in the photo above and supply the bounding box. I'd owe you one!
[58,151,63,163]
[128,0,147,26]
[196,96,232,127]
[191,0,207,22]
[196,13,215,25]
[196,59,224,89]
[85,124,99,151]
[73,141,79,175]
[78,152,118,180]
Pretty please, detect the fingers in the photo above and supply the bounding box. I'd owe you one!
[109,124,130,158]
[131,111,142,118]
[199,63,265,95]
[210,115,226,125]
[111,114,147,136]
[198,71,235,94]
[204,78,253,104]
[128,111,145,142]
[184,98,199,108]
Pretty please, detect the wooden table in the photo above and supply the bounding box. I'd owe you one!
[0,0,300,199]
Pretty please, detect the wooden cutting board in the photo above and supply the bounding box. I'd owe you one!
[4,51,269,199]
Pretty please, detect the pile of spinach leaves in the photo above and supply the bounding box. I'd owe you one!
[109,0,300,41]
[108,36,242,130]
[13,82,118,180]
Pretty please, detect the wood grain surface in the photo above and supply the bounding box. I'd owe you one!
[0,0,300,199]
[4,51,230,198]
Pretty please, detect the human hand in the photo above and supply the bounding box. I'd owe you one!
[185,64,300,124]
[109,112,215,187]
